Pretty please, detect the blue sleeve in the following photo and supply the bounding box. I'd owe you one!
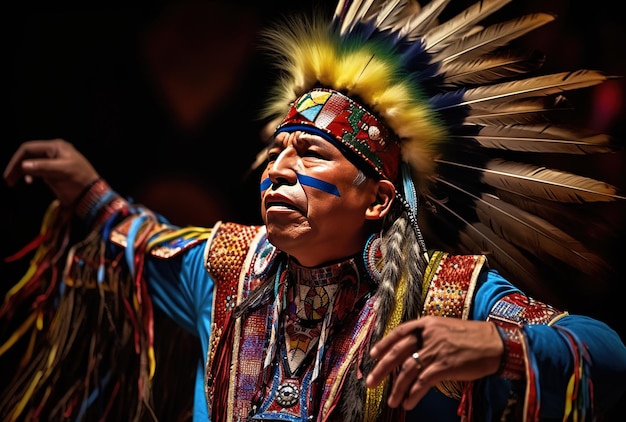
[79,194,216,421]
[144,244,214,422]
[472,269,626,417]
[145,245,214,351]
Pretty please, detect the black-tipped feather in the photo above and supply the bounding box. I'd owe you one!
[433,13,555,65]
[464,96,571,125]
[440,50,546,86]
[437,157,624,203]
[422,0,512,52]
[453,124,616,154]
[263,0,625,308]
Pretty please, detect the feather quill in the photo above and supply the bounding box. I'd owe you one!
[474,196,613,276]
[432,13,555,64]
[440,50,545,86]
[464,96,571,125]
[375,0,413,33]
[422,0,512,52]
[438,178,612,275]
[459,223,564,303]
[443,70,608,110]
[397,0,451,40]
[436,157,624,203]
[425,193,553,299]
[453,124,615,154]
[334,0,378,34]
[493,189,621,247]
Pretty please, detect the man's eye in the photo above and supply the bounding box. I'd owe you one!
[303,150,325,159]
[267,151,279,162]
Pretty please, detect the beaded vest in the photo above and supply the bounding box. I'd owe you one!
[204,223,486,421]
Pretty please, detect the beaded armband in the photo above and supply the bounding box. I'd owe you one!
[75,178,128,227]
[494,324,525,380]
[488,292,564,381]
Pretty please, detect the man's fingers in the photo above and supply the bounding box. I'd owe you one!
[4,140,62,185]
[21,157,70,176]
[384,352,425,407]
[367,322,423,387]
[401,370,430,410]
[370,320,422,358]
[366,333,421,388]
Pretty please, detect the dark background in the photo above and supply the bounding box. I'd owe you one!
[1,0,625,418]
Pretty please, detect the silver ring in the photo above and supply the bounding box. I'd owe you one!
[411,351,423,371]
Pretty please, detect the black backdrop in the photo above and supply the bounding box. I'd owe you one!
[1,0,625,418]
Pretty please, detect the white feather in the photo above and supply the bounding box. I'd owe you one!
[454,124,615,154]
[436,157,625,203]
[422,0,512,52]
[432,13,555,64]
[452,70,608,109]
[396,0,451,40]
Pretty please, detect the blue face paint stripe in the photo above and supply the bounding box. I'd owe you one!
[260,177,272,191]
[298,174,341,197]
[259,176,341,197]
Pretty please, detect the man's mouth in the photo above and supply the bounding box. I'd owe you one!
[265,201,304,214]
[264,193,304,214]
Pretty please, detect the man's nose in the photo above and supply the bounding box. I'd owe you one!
[268,147,299,184]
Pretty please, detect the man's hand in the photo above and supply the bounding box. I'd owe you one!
[366,315,504,410]
[4,139,100,206]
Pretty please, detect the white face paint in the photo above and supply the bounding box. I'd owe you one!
[259,131,381,267]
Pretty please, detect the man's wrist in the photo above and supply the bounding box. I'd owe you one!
[75,178,127,226]
[495,324,525,380]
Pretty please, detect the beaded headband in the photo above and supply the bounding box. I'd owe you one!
[275,88,401,181]
[256,0,624,303]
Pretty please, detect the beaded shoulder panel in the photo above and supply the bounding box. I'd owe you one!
[205,222,268,333]
[422,251,486,400]
[204,222,276,421]
[109,215,212,259]
[422,251,485,320]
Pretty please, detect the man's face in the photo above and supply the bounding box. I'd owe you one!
[260,130,382,267]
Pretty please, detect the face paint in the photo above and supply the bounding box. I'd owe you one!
[297,174,340,197]
[260,175,341,197]
[260,177,272,192]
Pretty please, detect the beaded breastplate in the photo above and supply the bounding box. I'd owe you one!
[205,224,485,421]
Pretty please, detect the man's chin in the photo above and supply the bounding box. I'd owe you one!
[266,223,311,251]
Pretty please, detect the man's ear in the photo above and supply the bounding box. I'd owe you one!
[365,179,395,220]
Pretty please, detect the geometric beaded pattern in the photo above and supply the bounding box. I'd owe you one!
[204,222,266,421]
[422,251,484,320]
[421,251,485,400]
[487,292,566,381]
[108,209,209,259]
[495,325,526,380]
[485,295,567,417]
[206,222,264,334]
[488,292,564,326]
[276,88,401,181]
[233,262,378,421]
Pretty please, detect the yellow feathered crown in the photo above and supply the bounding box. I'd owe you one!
[257,0,625,305]
[260,8,447,189]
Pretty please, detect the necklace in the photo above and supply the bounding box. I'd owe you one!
[251,255,375,419]
[284,270,341,373]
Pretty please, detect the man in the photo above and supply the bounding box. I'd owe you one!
[2,0,626,421]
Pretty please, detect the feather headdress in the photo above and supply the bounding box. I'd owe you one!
[257,0,624,305]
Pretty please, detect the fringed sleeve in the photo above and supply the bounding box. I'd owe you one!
[0,185,202,421]
[462,269,626,421]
